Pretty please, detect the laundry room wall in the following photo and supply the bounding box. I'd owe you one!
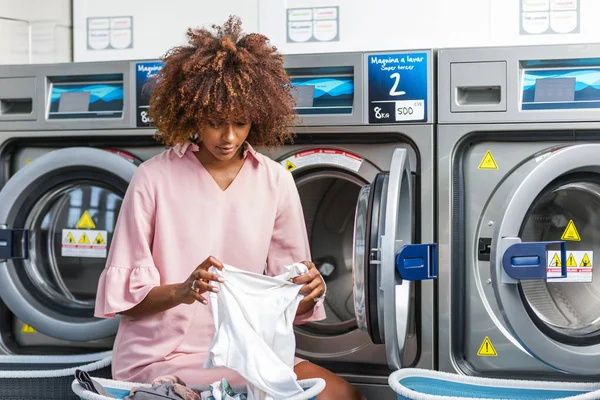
[261,0,600,54]
[0,0,72,65]
[72,0,259,62]
[11,0,595,64]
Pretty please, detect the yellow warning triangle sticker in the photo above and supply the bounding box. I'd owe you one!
[286,160,296,171]
[478,151,499,170]
[567,253,577,267]
[580,253,592,267]
[25,158,32,164]
[550,253,561,267]
[21,324,36,334]
[561,220,581,241]
[477,336,497,356]
[65,232,76,244]
[76,210,96,229]
[78,232,90,244]
[94,233,105,245]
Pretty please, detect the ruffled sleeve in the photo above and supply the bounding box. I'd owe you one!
[94,165,161,318]
[266,169,326,325]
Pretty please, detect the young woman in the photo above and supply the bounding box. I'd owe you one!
[94,16,363,400]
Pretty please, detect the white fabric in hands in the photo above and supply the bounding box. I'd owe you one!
[203,263,310,400]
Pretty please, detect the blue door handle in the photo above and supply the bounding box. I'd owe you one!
[396,243,437,281]
[502,240,566,280]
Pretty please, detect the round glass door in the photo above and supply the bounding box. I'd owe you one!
[21,181,124,317]
[0,147,138,342]
[519,174,600,343]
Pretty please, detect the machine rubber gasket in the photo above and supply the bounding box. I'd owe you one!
[366,173,386,345]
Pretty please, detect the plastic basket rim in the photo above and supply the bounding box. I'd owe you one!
[72,376,326,400]
[0,355,112,379]
[388,369,600,400]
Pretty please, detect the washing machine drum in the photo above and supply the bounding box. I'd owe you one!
[0,147,137,342]
[519,177,600,341]
[293,168,371,334]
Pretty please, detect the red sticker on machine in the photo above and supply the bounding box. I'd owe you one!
[281,149,363,172]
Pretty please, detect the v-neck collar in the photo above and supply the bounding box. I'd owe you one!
[195,154,248,193]
[176,142,257,193]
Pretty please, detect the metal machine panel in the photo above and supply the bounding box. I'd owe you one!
[450,61,506,113]
[0,77,36,122]
[439,43,600,124]
[284,52,364,125]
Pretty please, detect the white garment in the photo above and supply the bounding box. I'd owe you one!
[203,263,309,400]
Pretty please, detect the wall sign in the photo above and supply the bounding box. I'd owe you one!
[367,52,428,124]
[520,0,579,35]
[87,16,134,50]
[135,61,164,127]
[287,6,339,43]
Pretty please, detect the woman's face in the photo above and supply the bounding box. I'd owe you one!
[199,120,252,161]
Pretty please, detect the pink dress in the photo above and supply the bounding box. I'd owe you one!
[94,141,326,386]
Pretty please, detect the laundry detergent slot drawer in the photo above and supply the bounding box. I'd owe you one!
[0,77,36,121]
[450,61,506,113]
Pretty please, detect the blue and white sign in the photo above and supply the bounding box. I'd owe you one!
[135,61,164,127]
[367,52,428,124]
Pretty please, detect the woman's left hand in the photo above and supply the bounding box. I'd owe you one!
[293,261,326,304]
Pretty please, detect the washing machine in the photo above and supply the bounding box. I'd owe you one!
[0,50,436,397]
[437,43,600,379]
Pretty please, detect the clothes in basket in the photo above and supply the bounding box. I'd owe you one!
[389,368,600,400]
[71,376,326,400]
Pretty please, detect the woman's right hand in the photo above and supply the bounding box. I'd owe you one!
[176,256,224,305]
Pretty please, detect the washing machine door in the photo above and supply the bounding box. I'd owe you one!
[0,147,137,342]
[491,143,600,375]
[352,148,437,370]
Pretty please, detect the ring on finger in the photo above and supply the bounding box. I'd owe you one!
[191,280,197,291]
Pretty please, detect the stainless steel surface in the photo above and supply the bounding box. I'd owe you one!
[437,42,600,379]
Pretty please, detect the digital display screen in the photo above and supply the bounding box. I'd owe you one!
[48,75,124,119]
[533,77,575,103]
[290,76,354,115]
[522,67,600,111]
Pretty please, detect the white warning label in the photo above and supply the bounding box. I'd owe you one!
[61,229,107,258]
[547,250,593,283]
[280,149,363,173]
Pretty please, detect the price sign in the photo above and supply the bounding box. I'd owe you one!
[367,52,428,124]
[135,61,164,127]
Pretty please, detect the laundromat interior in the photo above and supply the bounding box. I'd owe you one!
[2,1,600,399]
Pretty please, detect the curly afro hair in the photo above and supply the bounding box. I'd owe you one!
[147,15,297,148]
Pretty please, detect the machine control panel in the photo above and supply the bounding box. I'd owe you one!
[521,58,600,111]
[47,74,124,120]
[287,66,354,116]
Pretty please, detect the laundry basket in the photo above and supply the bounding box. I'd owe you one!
[72,377,326,400]
[389,369,600,400]
[0,351,112,400]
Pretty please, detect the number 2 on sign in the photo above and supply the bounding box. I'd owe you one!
[389,73,406,96]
